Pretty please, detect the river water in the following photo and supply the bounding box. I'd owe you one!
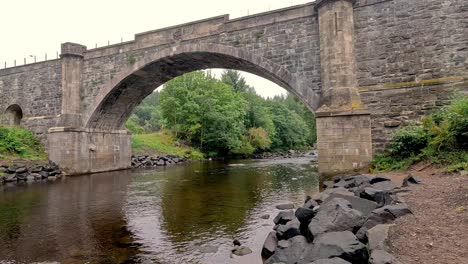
[0,157,319,264]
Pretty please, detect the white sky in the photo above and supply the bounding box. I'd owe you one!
[0,0,312,98]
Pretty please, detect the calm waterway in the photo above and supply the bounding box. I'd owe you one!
[0,157,319,264]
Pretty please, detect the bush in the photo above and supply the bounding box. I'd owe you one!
[388,124,428,158]
[0,126,46,160]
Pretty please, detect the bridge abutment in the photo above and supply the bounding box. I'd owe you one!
[315,0,372,176]
[48,128,131,175]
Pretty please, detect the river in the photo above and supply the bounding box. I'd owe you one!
[0,157,319,264]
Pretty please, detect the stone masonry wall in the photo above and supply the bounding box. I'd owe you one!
[0,60,62,142]
[354,0,468,151]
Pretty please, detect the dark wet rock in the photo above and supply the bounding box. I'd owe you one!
[274,210,295,225]
[360,187,394,208]
[156,159,165,166]
[295,207,316,225]
[7,166,18,173]
[231,245,252,256]
[16,173,27,181]
[276,203,295,210]
[369,250,403,264]
[15,167,28,174]
[31,166,43,173]
[31,173,42,180]
[233,239,241,246]
[333,179,352,189]
[262,231,278,258]
[367,224,393,252]
[38,171,49,178]
[300,231,368,263]
[260,214,270,219]
[49,170,61,176]
[371,181,399,192]
[402,174,422,187]
[277,218,301,240]
[265,235,310,264]
[5,174,17,182]
[324,193,378,217]
[308,198,365,238]
[370,176,391,184]
[309,258,352,264]
[356,204,412,241]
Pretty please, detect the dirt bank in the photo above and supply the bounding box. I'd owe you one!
[384,168,468,264]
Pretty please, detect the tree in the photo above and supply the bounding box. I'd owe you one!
[221,70,253,93]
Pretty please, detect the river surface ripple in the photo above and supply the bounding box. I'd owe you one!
[0,157,319,264]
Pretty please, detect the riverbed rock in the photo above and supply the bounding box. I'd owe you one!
[324,193,378,216]
[369,250,403,264]
[15,167,28,174]
[295,207,316,225]
[262,231,278,258]
[304,196,319,209]
[300,231,368,263]
[402,174,422,187]
[38,171,49,178]
[231,245,252,256]
[322,181,334,189]
[370,176,391,184]
[360,187,394,208]
[277,218,301,240]
[356,204,412,241]
[308,198,365,238]
[309,258,351,264]
[371,181,399,192]
[5,174,17,182]
[274,210,295,225]
[367,224,393,252]
[265,235,310,264]
[276,203,295,210]
[260,214,270,219]
[319,188,354,202]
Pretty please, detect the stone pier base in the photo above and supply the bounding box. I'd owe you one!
[316,111,373,177]
[47,127,131,175]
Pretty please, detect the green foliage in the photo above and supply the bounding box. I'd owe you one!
[388,124,429,158]
[372,95,468,172]
[0,126,46,160]
[125,70,317,158]
[247,127,271,151]
[131,130,204,160]
[125,53,136,65]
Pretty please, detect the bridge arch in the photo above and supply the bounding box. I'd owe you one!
[3,104,23,126]
[85,43,320,130]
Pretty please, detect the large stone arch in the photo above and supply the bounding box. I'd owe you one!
[84,43,320,130]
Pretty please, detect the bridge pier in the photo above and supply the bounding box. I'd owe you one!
[315,0,372,176]
[48,128,131,175]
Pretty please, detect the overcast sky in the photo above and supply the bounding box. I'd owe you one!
[1,0,313,98]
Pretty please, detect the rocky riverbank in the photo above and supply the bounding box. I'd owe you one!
[0,162,63,184]
[261,174,421,264]
[131,154,188,169]
[252,150,317,160]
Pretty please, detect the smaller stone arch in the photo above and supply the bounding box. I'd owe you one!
[4,104,23,126]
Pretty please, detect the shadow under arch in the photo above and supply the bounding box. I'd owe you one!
[4,104,23,126]
[85,43,320,130]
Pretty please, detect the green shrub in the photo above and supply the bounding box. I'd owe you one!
[0,126,46,160]
[388,124,428,158]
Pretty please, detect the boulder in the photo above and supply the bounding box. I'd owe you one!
[304,198,319,209]
[369,250,403,264]
[300,231,368,263]
[356,204,412,241]
[276,203,295,210]
[402,174,421,187]
[266,235,310,264]
[15,167,28,174]
[308,198,365,238]
[309,258,351,264]
[31,173,42,180]
[274,210,295,225]
[295,207,316,225]
[367,224,393,252]
[38,171,49,178]
[262,231,278,258]
[277,218,301,240]
[319,188,354,202]
[371,181,399,192]
[231,245,252,256]
[324,193,378,216]
[370,176,391,184]
[360,187,394,207]
[322,181,334,189]
[5,174,17,182]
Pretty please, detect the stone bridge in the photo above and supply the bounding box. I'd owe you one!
[0,0,467,175]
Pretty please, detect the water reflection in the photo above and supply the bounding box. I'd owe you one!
[0,158,318,264]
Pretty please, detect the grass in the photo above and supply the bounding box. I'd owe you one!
[0,125,46,161]
[131,130,204,160]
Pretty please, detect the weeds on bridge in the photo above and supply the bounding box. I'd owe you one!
[372,95,468,173]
